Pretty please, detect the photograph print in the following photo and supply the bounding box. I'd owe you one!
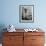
[19,5,34,23]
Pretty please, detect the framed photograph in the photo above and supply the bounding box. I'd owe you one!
[19,5,34,23]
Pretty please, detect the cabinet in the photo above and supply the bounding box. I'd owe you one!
[2,32,24,46]
[24,32,45,46]
[2,30,45,46]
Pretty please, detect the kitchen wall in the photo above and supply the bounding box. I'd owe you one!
[0,0,46,44]
[0,0,46,29]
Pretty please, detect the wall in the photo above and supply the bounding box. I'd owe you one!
[0,0,46,29]
[0,0,46,44]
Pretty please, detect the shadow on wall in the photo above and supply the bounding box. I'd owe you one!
[0,24,7,43]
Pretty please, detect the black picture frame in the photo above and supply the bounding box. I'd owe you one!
[19,5,34,23]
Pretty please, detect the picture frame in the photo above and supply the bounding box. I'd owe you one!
[19,5,34,23]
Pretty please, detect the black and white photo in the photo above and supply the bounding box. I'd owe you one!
[19,5,34,23]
